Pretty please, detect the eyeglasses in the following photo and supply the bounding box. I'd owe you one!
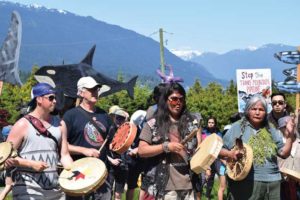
[43,95,56,102]
[272,100,285,106]
[168,96,184,105]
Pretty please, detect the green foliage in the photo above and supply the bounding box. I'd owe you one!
[97,85,152,115]
[0,66,38,123]
[3,72,296,133]
[187,80,238,129]
[248,128,277,165]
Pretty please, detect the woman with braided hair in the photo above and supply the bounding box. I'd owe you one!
[219,95,294,200]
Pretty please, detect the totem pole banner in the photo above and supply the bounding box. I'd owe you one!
[236,68,272,113]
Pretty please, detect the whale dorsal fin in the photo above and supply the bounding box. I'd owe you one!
[80,45,96,66]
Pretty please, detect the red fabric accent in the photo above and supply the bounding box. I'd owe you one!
[24,115,48,136]
[282,180,297,200]
[142,192,155,200]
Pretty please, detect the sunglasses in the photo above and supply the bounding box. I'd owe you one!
[272,100,285,106]
[168,96,184,105]
[85,87,100,93]
[43,95,56,102]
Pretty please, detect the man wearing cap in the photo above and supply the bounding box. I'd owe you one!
[62,76,113,200]
[6,82,73,200]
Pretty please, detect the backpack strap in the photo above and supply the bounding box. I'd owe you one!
[24,115,60,149]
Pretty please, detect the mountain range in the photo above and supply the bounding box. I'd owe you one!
[187,44,297,82]
[0,1,223,87]
[0,1,296,87]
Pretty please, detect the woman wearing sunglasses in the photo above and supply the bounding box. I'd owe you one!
[138,82,199,200]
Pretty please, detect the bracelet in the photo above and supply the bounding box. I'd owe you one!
[162,141,170,153]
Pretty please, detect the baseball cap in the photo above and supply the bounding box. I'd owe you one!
[109,105,123,115]
[223,124,232,131]
[2,125,12,137]
[77,76,101,90]
[130,110,146,126]
[114,109,129,118]
[28,83,56,106]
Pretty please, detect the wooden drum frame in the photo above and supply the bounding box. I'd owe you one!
[226,142,253,181]
[0,141,18,171]
[280,167,300,182]
[111,122,137,154]
[190,133,223,174]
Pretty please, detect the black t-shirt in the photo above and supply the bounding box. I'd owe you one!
[63,106,113,162]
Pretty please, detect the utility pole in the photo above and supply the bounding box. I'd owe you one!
[159,28,165,75]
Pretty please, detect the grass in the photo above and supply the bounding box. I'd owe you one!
[1,179,223,200]
[121,179,223,200]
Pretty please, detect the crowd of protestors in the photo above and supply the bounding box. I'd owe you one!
[0,78,300,200]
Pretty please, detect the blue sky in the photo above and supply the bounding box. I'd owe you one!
[4,0,300,53]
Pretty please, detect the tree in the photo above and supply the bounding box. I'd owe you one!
[0,66,38,123]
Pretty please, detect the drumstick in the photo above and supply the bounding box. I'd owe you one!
[180,128,200,164]
[181,128,199,145]
[98,138,108,153]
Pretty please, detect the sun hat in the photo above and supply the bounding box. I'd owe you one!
[109,105,123,115]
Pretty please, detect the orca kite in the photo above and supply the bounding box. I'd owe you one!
[0,11,22,86]
[34,45,138,111]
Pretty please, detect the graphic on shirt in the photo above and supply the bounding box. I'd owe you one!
[13,170,59,189]
[26,152,58,167]
[169,124,187,161]
[84,121,106,146]
[13,151,60,189]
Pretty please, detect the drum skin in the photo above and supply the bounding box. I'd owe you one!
[227,143,253,181]
[0,142,14,163]
[111,122,137,154]
[280,167,300,182]
[59,157,107,196]
[190,134,223,174]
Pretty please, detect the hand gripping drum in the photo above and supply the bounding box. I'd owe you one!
[0,142,18,170]
[226,138,253,181]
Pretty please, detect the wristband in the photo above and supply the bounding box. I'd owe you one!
[162,141,170,153]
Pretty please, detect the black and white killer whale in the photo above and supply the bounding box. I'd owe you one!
[34,45,138,111]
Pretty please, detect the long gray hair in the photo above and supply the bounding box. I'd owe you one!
[241,95,269,132]
[244,95,267,118]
